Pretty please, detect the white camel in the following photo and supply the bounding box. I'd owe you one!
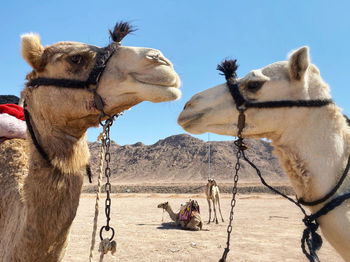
[178,46,350,261]
[205,178,224,224]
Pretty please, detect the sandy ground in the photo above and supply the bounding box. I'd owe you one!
[64,193,343,262]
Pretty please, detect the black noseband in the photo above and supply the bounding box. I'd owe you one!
[27,42,120,90]
[27,41,120,115]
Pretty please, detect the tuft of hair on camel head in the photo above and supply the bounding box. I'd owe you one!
[217,59,239,81]
[109,21,136,43]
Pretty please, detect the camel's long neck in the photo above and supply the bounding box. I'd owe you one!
[14,116,89,261]
[166,205,179,222]
[271,105,350,209]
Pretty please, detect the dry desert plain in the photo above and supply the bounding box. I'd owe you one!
[63,191,343,262]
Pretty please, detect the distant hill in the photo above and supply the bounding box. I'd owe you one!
[88,134,288,184]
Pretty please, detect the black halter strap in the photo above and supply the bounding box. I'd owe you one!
[298,154,350,206]
[27,41,120,114]
[27,42,120,90]
[225,79,333,111]
[23,104,50,164]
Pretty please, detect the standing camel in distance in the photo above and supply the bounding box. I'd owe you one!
[178,46,350,261]
[206,178,224,224]
[0,22,181,262]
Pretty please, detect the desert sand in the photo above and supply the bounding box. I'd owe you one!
[63,193,342,262]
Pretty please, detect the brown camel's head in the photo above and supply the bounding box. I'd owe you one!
[157,202,169,209]
[21,23,181,137]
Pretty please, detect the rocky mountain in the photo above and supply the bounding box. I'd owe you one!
[88,134,287,184]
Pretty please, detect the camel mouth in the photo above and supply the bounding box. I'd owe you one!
[133,78,178,88]
[178,110,247,136]
[178,108,212,132]
[178,113,204,130]
[131,73,180,89]
[130,74,182,102]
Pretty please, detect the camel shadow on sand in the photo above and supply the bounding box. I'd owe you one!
[156,222,182,230]
[156,222,209,231]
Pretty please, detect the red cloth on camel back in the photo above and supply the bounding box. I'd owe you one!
[178,200,200,226]
[0,104,25,120]
[0,104,26,142]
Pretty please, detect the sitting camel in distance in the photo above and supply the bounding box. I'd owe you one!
[178,46,350,261]
[0,22,181,262]
[206,178,224,224]
[158,201,203,231]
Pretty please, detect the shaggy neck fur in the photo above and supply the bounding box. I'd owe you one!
[271,105,350,208]
[11,102,88,262]
[268,104,350,260]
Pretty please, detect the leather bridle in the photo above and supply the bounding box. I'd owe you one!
[217,59,350,206]
[218,60,333,116]
[26,40,120,118]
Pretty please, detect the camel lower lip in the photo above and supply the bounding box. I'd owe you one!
[178,113,204,128]
[132,75,178,88]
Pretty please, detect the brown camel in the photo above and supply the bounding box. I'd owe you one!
[157,201,203,231]
[205,178,224,224]
[0,22,181,262]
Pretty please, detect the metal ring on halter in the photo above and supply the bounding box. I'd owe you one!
[100,226,115,241]
[99,112,113,126]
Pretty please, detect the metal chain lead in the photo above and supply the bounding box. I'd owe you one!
[99,116,117,241]
[219,139,244,262]
[219,110,247,262]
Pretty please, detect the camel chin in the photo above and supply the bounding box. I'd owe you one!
[134,78,182,103]
[145,86,182,103]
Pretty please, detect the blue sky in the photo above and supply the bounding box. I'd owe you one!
[1,1,349,145]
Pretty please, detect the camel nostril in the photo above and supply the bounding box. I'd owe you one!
[146,53,170,66]
[158,56,170,66]
[147,54,159,60]
[183,101,191,110]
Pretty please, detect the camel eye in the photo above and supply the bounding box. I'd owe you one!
[246,81,264,92]
[69,55,83,65]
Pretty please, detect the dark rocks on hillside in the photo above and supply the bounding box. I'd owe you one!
[87,134,286,183]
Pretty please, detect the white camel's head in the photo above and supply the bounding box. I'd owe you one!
[178,47,331,139]
[207,178,217,187]
[21,23,181,135]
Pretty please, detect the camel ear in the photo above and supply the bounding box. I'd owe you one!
[21,33,45,71]
[288,46,310,81]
